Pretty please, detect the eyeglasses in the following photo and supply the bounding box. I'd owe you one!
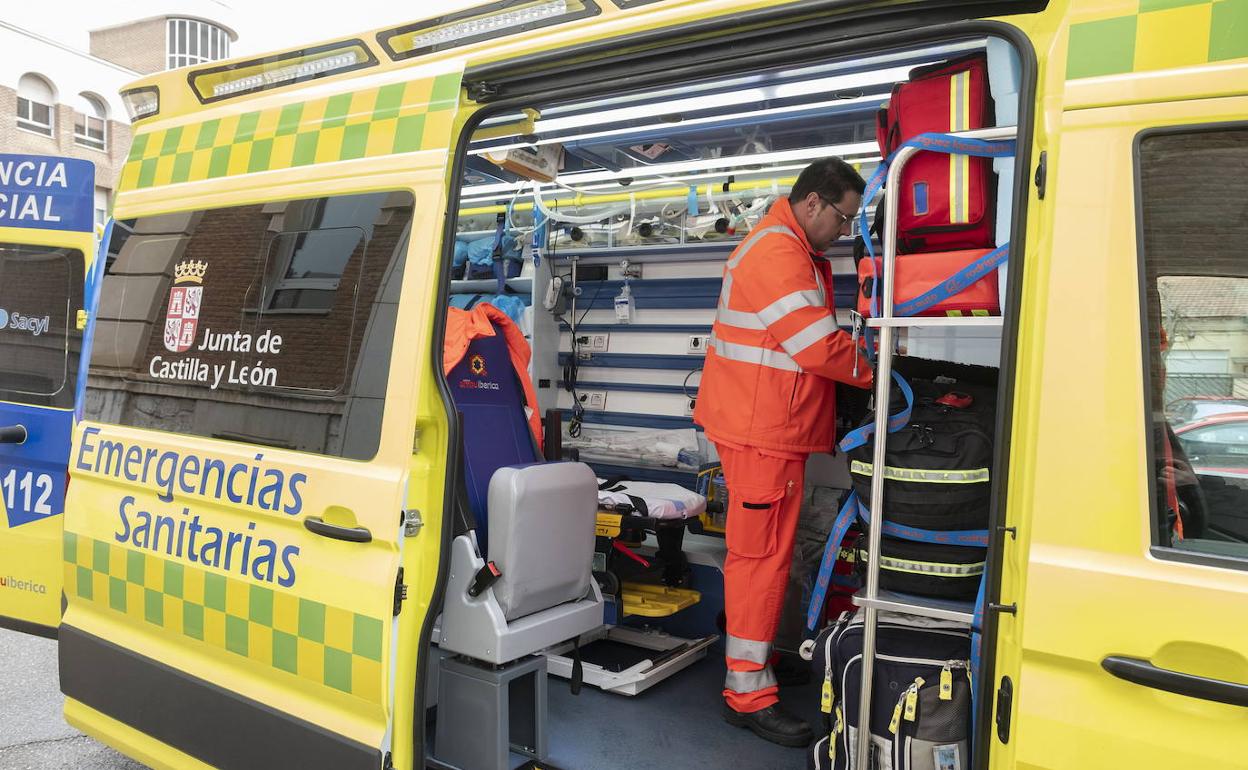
[818,195,855,228]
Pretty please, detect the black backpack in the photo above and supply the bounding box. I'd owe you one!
[808,610,973,770]
[846,361,996,533]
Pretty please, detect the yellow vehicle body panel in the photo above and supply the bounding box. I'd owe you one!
[990,10,1248,766]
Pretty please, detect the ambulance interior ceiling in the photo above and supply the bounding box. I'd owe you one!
[458,38,995,224]
[448,35,1017,480]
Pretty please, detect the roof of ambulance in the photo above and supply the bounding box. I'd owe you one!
[120,0,679,117]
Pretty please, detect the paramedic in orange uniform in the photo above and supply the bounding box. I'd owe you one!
[693,158,872,747]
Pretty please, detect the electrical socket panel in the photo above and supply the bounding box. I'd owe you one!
[580,390,608,411]
[585,333,609,352]
[687,334,711,354]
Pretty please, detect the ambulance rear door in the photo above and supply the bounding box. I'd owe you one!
[58,61,465,770]
[994,16,1248,767]
[0,154,95,637]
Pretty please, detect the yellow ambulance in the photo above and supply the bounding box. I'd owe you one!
[4,0,1248,768]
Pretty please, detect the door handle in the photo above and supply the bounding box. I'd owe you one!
[0,425,27,444]
[1102,655,1248,707]
[304,516,372,543]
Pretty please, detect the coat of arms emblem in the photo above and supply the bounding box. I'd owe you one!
[164,260,207,353]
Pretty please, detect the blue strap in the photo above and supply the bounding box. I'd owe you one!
[803,491,990,633]
[837,370,914,453]
[891,243,1009,317]
[806,491,861,632]
[858,133,1017,318]
[855,497,990,547]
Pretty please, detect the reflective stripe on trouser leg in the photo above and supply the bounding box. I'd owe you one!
[717,444,807,713]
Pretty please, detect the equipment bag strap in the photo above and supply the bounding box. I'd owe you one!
[806,491,862,632]
[891,243,1010,317]
[837,370,915,453]
[804,495,992,633]
[858,133,1017,318]
[855,496,990,547]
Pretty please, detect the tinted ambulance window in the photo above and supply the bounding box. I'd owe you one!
[1140,126,1248,560]
[85,191,413,460]
[0,244,84,408]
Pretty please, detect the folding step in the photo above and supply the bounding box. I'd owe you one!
[851,590,974,624]
[620,583,701,618]
[867,316,1004,327]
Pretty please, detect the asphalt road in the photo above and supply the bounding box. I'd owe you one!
[0,628,145,770]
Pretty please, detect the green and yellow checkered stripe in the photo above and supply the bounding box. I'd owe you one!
[63,532,386,703]
[1067,0,1248,79]
[121,72,462,190]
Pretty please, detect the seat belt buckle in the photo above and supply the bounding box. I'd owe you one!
[467,561,502,598]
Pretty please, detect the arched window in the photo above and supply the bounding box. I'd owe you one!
[17,73,55,136]
[167,18,231,69]
[74,93,108,150]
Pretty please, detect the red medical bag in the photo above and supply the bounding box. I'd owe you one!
[856,248,1001,318]
[876,54,995,254]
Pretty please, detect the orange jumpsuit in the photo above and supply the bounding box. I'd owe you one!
[693,197,870,713]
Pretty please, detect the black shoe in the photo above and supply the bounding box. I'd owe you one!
[774,653,812,687]
[723,703,813,747]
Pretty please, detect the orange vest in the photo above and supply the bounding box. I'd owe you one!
[693,197,871,453]
[443,303,543,452]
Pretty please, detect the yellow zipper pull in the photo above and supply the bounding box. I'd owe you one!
[889,697,905,734]
[820,675,834,713]
[940,664,954,701]
[904,677,924,721]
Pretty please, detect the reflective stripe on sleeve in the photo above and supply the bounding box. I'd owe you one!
[757,289,826,326]
[780,314,839,357]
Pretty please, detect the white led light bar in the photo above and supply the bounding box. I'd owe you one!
[122,89,159,120]
[213,50,361,97]
[411,0,568,49]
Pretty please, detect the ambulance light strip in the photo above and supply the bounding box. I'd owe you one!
[412,0,569,49]
[213,51,361,97]
[121,87,160,121]
[461,141,879,198]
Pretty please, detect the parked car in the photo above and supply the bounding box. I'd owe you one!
[1166,396,1248,427]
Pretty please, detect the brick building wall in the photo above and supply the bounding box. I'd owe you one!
[89,18,167,76]
[0,84,131,193]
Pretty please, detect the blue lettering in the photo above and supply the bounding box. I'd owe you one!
[115,496,134,543]
[283,474,307,516]
[226,463,247,504]
[278,545,300,588]
[155,451,179,502]
[178,455,201,495]
[76,426,99,471]
[123,445,143,481]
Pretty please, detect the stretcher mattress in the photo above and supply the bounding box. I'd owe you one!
[597,479,707,520]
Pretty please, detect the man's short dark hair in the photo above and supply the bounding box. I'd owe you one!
[788,157,866,204]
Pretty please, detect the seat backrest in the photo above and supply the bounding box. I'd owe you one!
[488,462,597,621]
[447,324,539,554]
